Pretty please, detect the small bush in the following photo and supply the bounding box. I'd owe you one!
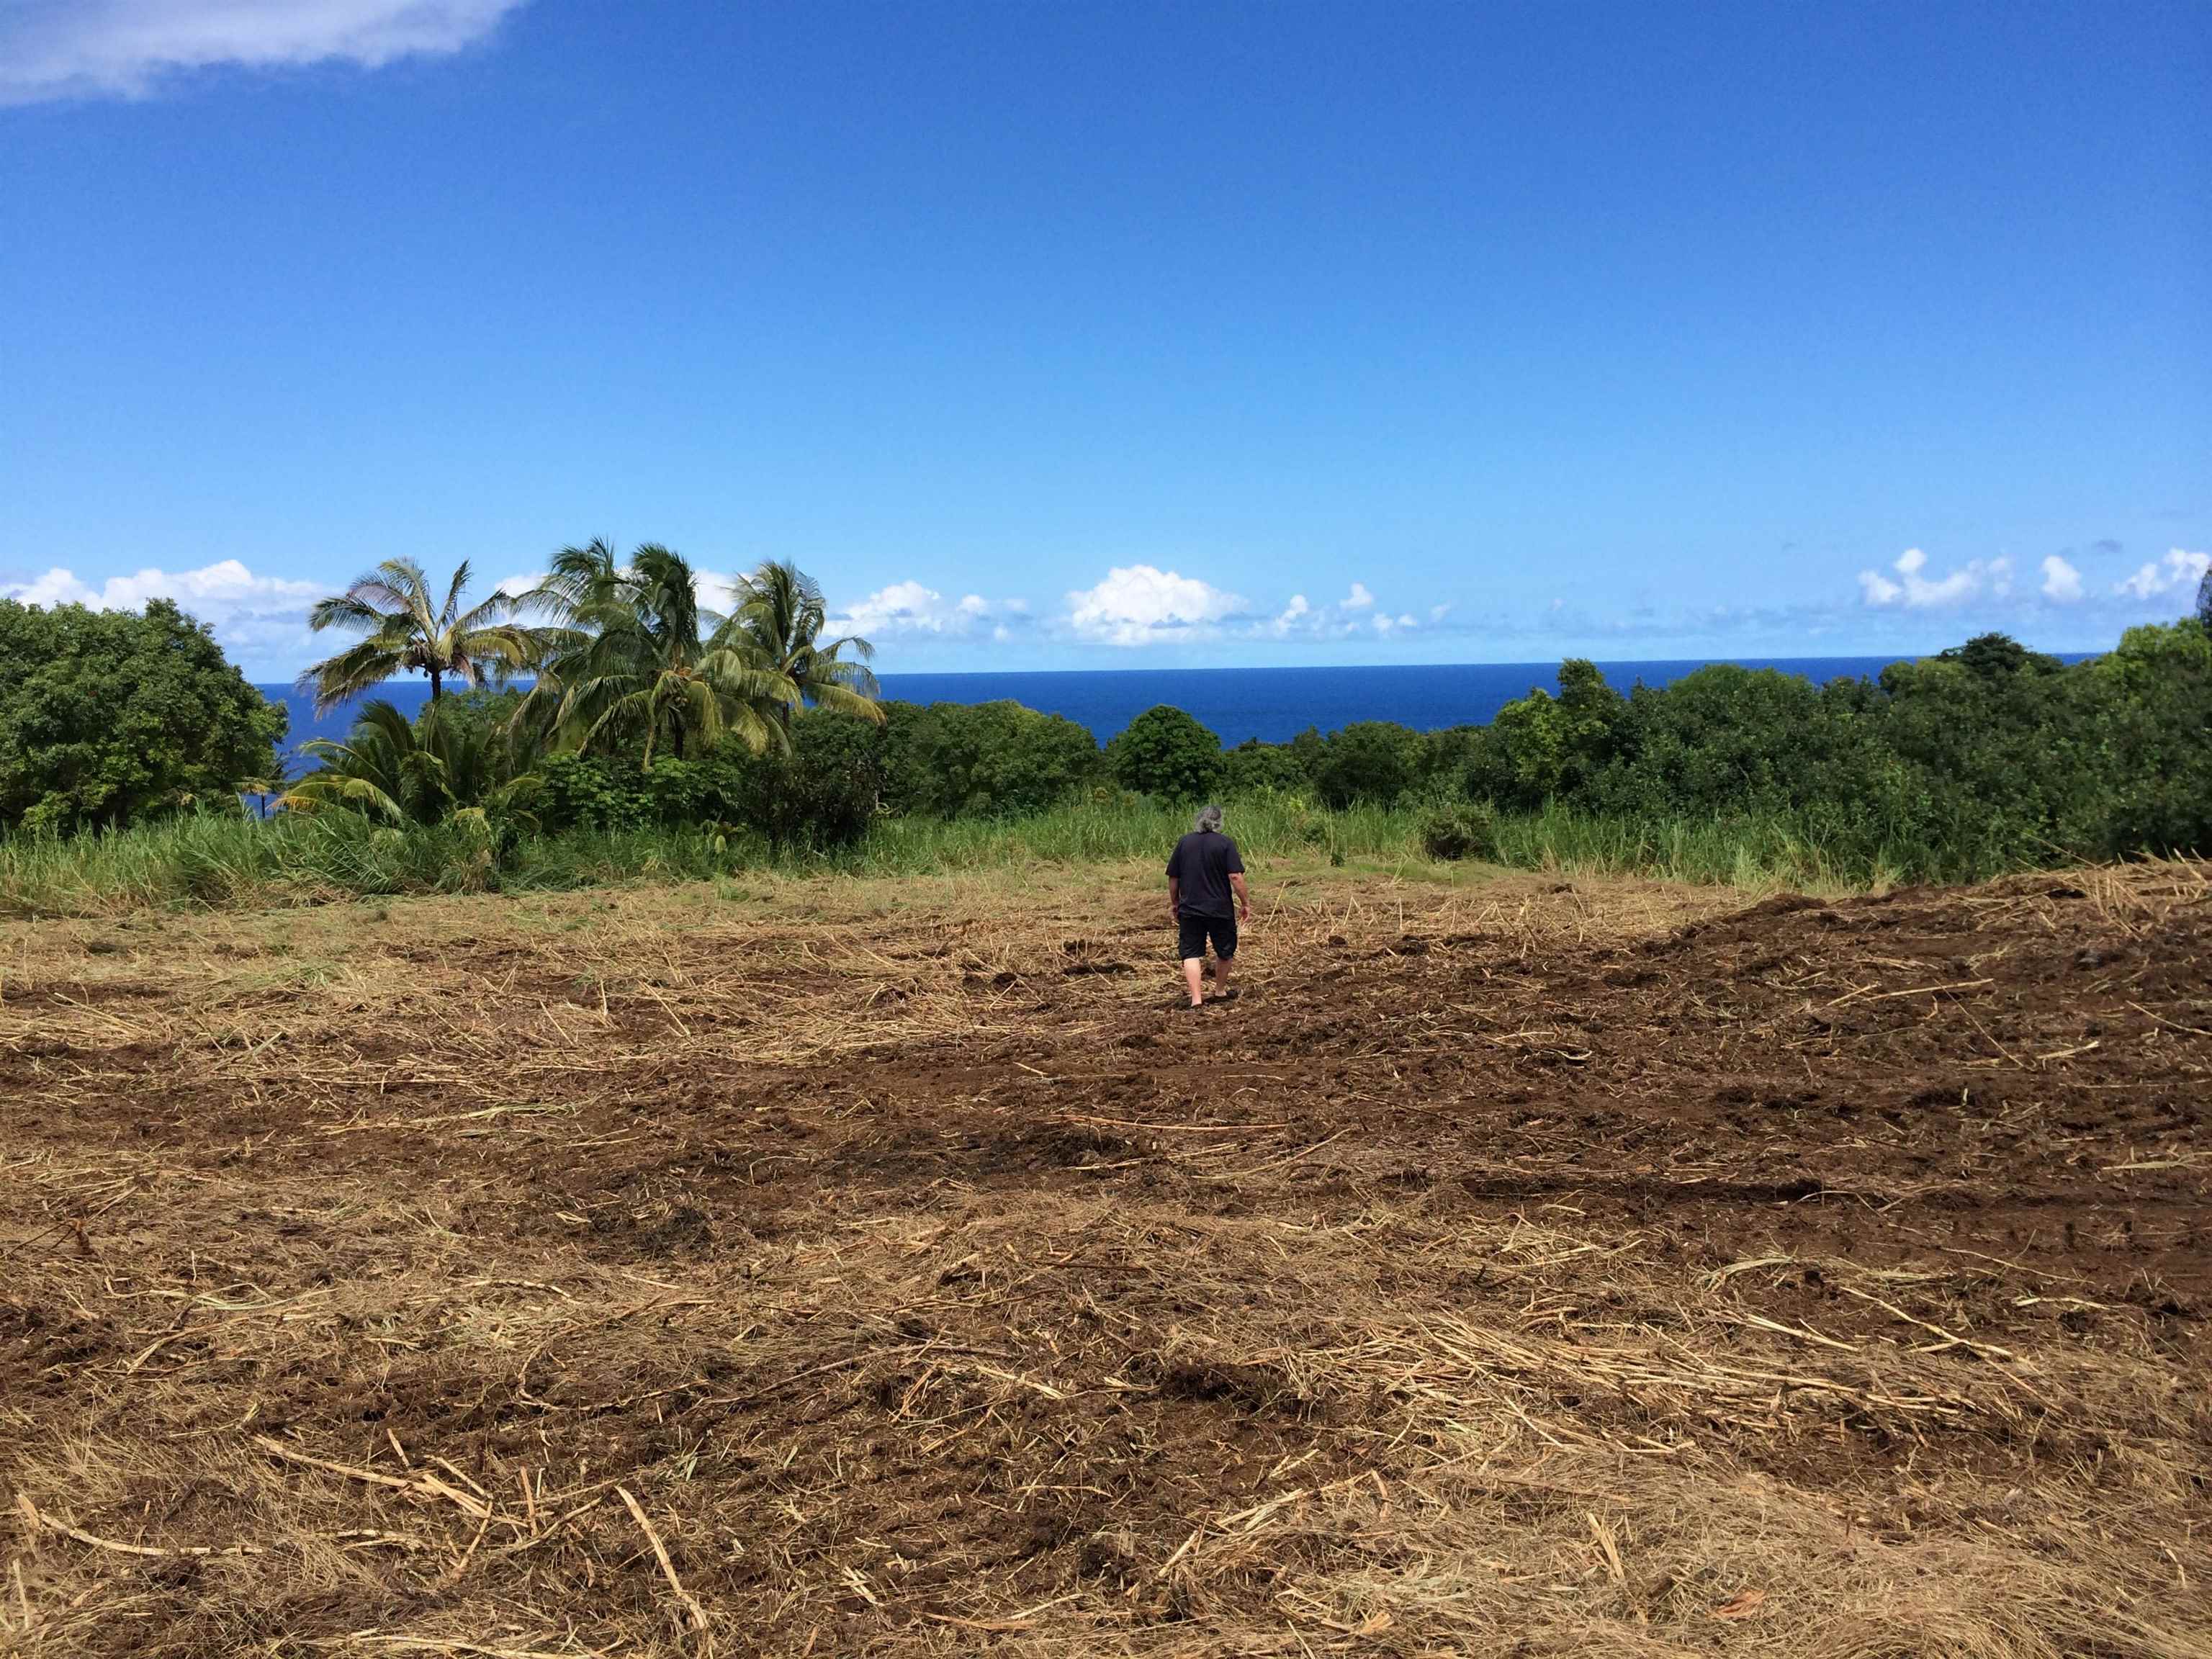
[1419,802,1498,862]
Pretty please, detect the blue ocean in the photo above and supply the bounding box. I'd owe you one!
[261,655,1915,768]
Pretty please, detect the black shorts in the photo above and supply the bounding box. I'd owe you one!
[1177,912,1237,961]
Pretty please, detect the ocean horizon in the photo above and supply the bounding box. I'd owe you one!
[259,652,2008,768]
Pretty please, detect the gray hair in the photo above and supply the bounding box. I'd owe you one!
[1193,804,1224,834]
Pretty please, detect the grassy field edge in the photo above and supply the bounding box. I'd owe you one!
[0,795,1995,919]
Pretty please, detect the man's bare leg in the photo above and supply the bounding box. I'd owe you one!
[1182,958,1206,1007]
[1212,954,1235,999]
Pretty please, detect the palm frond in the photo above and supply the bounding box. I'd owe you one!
[451,589,518,634]
[349,557,431,617]
[629,544,702,652]
[698,649,802,708]
[306,593,396,635]
[298,639,406,715]
[349,699,420,750]
[819,632,877,666]
[278,774,408,822]
[807,652,882,701]
[440,559,474,631]
[806,681,888,724]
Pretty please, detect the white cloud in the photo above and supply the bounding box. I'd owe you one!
[832,580,999,638]
[2040,554,2083,603]
[1,559,325,671]
[3,559,320,614]
[1257,581,1418,642]
[2115,548,2210,602]
[0,0,528,103]
[495,567,1013,642]
[1065,565,1246,647]
[1857,547,2005,609]
[1264,594,1311,637]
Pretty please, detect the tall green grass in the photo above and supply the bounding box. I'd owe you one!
[0,796,1974,918]
[0,814,737,917]
[1488,804,1919,891]
[823,795,1419,874]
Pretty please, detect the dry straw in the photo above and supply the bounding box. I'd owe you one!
[1,859,2205,1655]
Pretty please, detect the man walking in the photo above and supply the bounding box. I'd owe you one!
[1166,804,1251,1008]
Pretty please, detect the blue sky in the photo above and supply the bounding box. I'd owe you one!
[1,0,2206,678]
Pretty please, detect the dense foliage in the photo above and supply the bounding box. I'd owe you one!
[1470,627,2212,873]
[880,701,1102,819]
[282,694,539,836]
[14,554,2203,898]
[503,698,1102,849]
[271,620,2211,884]
[1107,706,1223,801]
[0,599,286,833]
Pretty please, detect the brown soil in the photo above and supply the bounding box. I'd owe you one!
[1,861,2207,1657]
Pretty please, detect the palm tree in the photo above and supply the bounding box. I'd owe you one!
[717,559,884,731]
[518,541,800,767]
[298,558,537,716]
[280,697,536,827]
[503,537,624,743]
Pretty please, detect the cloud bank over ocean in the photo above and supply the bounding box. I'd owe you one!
[6,544,2203,680]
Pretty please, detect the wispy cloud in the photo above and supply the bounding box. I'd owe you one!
[1262,582,1418,639]
[0,0,529,104]
[1061,565,1438,649]
[832,580,1024,642]
[1857,547,2013,610]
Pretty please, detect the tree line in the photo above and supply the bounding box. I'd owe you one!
[492,621,2208,879]
[3,549,2207,886]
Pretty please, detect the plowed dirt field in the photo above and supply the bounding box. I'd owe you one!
[2,860,2208,1657]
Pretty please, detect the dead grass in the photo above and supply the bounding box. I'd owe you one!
[1,859,2206,1657]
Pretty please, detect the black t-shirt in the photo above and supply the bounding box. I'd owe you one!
[1166,832,1244,917]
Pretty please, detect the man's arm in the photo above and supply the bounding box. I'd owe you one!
[1167,875,1182,924]
[1229,871,1250,922]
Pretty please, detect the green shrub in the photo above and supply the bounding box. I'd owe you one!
[1419,802,1498,862]
[718,711,884,851]
[535,753,655,832]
